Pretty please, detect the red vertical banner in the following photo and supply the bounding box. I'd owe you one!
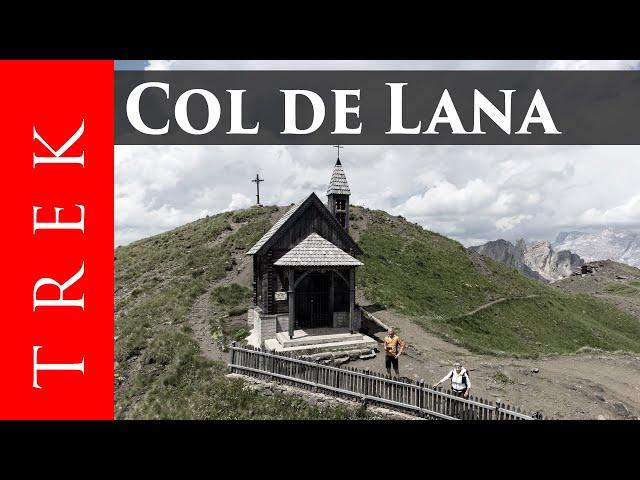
[0,61,114,419]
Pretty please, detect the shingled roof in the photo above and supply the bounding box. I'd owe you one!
[274,233,363,267]
[245,200,304,255]
[326,159,351,195]
[246,192,362,256]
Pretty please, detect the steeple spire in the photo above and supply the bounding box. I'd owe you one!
[327,157,351,196]
[327,151,351,231]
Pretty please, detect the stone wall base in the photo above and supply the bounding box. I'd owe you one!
[332,310,361,330]
[247,306,291,347]
[226,373,421,420]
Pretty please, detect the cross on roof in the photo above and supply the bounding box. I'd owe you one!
[332,145,343,160]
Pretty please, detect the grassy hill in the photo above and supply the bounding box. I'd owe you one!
[351,208,640,357]
[552,260,640,321]
[115,204,640,418]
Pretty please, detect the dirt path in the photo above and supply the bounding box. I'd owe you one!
[187,219,252,364]
[455,295,539,318]
[351,305,640,420]
[188,288,227,362]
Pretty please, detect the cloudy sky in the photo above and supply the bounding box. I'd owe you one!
[115,60,640,247]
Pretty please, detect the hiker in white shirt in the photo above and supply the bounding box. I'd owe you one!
[433,361,471,398]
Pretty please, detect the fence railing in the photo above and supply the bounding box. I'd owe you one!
[228,343,540,420]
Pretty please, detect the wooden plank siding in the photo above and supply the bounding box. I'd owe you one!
[254,200,360,315]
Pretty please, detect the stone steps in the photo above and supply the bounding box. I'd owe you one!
[267,337,378,354]
[276,330,365,348]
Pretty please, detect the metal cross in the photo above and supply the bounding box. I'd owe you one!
[251,174,264,206]
[332,145,344,160]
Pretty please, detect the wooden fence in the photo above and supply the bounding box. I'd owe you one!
[228,343,540,420]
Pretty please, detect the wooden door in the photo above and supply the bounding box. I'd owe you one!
[295,271,330,329]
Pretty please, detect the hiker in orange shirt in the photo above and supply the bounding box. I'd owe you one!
[383,328,405,379]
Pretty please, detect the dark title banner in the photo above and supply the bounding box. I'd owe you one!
[115,71,640,145]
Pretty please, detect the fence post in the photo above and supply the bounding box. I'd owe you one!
[229,341,237,373]
[362,370,370,408]
[313,360,320,393]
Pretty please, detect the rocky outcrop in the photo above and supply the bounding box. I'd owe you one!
[471,239,542,282]
[471,239,584,282]
[524,240,584,281]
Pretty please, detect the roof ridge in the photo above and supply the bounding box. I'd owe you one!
[246,192,362,256]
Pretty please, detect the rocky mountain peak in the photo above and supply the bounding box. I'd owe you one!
[471,238,583,283]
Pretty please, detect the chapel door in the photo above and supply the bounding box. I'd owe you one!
[295,271,330,329]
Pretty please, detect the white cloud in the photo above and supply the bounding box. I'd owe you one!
[578,194,640,226]
[225,193,252,211]
[115,182,199,245]
[115,144,640,247]
[496,214,533,232]
[395,179,496,217]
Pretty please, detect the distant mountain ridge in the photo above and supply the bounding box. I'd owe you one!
[554,229,640,268]
[470,239,583,282]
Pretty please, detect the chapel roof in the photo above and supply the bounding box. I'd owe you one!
[274,233,363,267]
[245,192,362,256]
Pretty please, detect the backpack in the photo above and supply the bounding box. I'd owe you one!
[461,369,469,387]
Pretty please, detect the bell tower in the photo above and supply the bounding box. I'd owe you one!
[327,153,351,232]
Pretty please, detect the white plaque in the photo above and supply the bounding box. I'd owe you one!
[274,291,287,301]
